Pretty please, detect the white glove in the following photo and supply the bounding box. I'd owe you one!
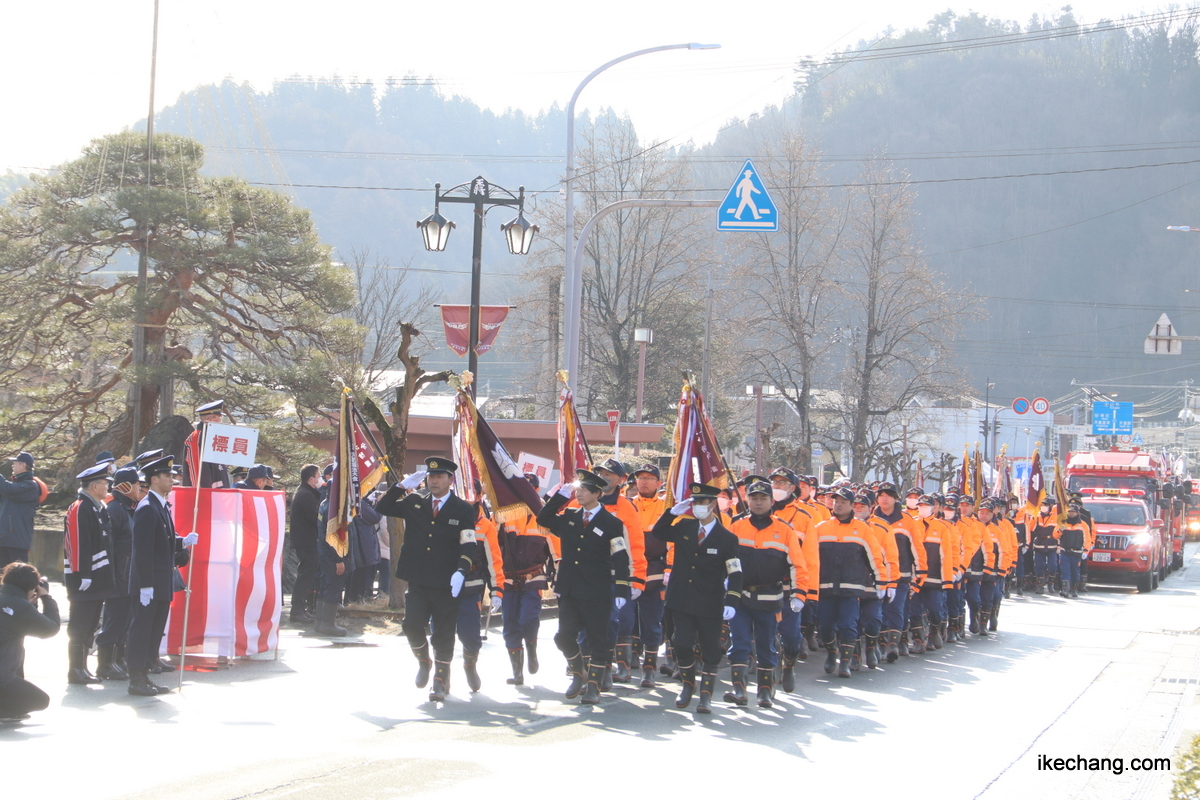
[613,597,626,611]
[556,483,575,499]
[662,572,670,586]
[630,587,642,600]
[140,587,153,606]
[79,578,92,592]
[789,597,804,613]
[876,587,886,599]
[490,593,502,612]
[722,605,736,621]
[885,587,897,601]
[401,469,427,491]
[450,571,465,597]
[182,532,199,547]
[670,499,692,516]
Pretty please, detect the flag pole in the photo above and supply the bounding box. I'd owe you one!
[177,487,201,692]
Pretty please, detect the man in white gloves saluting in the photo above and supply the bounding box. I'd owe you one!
[536,469,632,705]
[650,482,742,714]
[127,456,194,697]
[376,457,478,702]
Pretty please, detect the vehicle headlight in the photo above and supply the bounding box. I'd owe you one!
[1189,521,1200,531]
[1130,532,1152,545]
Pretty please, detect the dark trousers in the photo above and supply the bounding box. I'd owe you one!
[126,599,171,673]
[402,583,459,661]
[97,596,133,647]
[0,678,48,719]
[882,580,910,632]
[729,606,778,667]
[636,588,665,650]
[501,588,542,648]
[671,610,723,670]
[779,600,803,655]
[946,585,965,617]
[1034,549,1058,578]
[67,598,104,649]
[0,547,29,570]
[818,595,860,643]
[1060,552,1083,586]
[452,588,484,654]
[857,596,883,638]
[919,584,946,624]
[554,594,613,666]
[291,547,318,616]
[318,566,345,605]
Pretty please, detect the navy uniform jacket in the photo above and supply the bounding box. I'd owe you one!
[652,511,742,620]
[536,492,632,602]
[106,493,137,598]
[376,486,477,588]
[0,584,59,686]
[130,491,188,598]
[63,494,118,601]
[0,471,40,550]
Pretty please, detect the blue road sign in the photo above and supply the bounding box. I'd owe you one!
[716,159,778,232]
[1092,401,1134,436]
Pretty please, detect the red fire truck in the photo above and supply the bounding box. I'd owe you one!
[1066,449,1174,592]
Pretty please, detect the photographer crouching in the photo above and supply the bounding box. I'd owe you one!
[0,562,60,721]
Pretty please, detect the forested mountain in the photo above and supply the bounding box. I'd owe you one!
[138,8,1200,417]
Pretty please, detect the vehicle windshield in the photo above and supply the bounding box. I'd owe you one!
[1084,502,1147,526]
[1068,475,1151,495]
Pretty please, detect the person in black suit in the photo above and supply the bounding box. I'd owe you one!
[126,457,196,697]
[288,464,322,624]
[536,469,632,705]
[375,457,478,703]
[651,482,743,714]
[64,463,119,685]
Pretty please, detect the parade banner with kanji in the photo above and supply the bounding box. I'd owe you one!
[439,305,512,357]
[326,389,388,558]
[453,385,543,524]
[1026,448,1045,515]
[556,370,591,483]
[199,422,259,469]
[666,376,731,504]
[165,488,285,658]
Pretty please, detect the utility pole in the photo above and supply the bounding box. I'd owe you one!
[701,270,713,401]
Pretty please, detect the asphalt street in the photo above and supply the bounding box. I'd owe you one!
[5,546,1200,799]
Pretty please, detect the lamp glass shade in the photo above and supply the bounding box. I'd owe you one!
[501,213,538,255]
[418,211,454,252]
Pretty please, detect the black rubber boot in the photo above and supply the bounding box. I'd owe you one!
[946,616,959,643]
[660,642,677,677]
[837,643,854,678]
[640,653,658,688]
[805,628,821,654]
[968,604,981,634]
[899,629,911,655]
[127,670,161,697]
[780,651,797,693]
[506,648,525,685]
[676,665,696,708]
[850,638,862,671]
[600,663,614,691]
[865,635,880,669]
[978,609,992,637]
[724,664,749,705]
[910,622,926,654]
[581,663,603,704]
[696,671,717,714]
[630,637,643,672]
[413,644,433,688]
[796,630,809,660]
[429,661,451,702]
[885,630,900,663]
[928,622,944,650]
[463,651,482,692]
[613,643,632,683]
[68,644,101,685]
[823,641,839,675]
[526,640,539,674]
[565,651,586,698]
[96,643,129,681]
[990,605,1000,630]
[314,600,348,637]
[756,668,775,708]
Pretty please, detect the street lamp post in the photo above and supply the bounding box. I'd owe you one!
[633,327,653,456]
[984,379,996,464]
[561,42,719,397]
[418,177,537,399]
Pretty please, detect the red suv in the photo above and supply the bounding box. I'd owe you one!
[1082,499,1161,593]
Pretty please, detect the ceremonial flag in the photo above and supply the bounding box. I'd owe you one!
[972,445,984,501]
[666,375,732,505]
[1025,448,1045,514]
[1054,457,1069,524]
[326,389,389,558]
[439,305,513,357]
[958,446,970,496]
[452,382,543,524]
[556,370,591,483]
[915,459,924,492]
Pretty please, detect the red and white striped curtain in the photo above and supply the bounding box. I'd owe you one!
[165,488,285,658]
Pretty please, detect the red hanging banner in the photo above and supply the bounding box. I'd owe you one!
[439,305,512,357]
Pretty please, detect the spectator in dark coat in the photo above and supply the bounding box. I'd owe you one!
[347,497,382,603]
[0,562,60,721]
[0,453,41,569]
[288,464,323,623]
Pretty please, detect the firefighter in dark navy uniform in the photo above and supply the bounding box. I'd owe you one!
[126,457,196,697]
[182,400,231,489]
[63,463,119,685]
[536,469,632,705]
[651,482,742,714]
[376,456,479,703]
[95,465,141,680]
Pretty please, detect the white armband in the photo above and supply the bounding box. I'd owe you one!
[610,536,627,555]
[725,557,742,575]
[460,529,477,544]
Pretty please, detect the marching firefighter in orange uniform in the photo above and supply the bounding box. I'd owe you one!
[629,464,668,687]
[852,490,897,669]
[497,474,554,686]
[874,482,926,663]
[769,467,819,689]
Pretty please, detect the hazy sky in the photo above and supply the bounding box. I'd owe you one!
[1,0,1166,173]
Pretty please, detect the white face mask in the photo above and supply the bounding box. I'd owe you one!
[918,505,933,518]
[905,497,919,509]
[772,488,791,502]
[692,503,712,520]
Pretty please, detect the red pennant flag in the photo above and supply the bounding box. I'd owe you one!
[439,305,512,357]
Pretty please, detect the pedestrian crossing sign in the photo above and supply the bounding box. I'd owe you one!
[716,159,778,232]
